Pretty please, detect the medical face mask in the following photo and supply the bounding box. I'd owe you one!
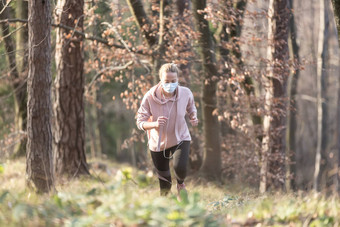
[162,81,178,93]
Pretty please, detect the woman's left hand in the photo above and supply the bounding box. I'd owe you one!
[190,118,198,126]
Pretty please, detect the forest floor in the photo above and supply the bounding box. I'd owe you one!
[0,158,339,226]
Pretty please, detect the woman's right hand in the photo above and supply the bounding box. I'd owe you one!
[156,116,168,128]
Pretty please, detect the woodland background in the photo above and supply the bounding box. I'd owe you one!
[0,0,340,225]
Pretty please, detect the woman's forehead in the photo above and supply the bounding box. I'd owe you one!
[162,72,178,80]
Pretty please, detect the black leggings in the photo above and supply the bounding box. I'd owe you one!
[150,141,190,195]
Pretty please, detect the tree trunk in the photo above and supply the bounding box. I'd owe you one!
[234,0,264,138]
[260,0,275,193]
[13,0,28,158]
[192,0,221,180]
[269,0,289,189]
[338,72,340,194]
[151,0,171,84]
[217,1,262,144]
[176,0,188,16]
[331,0,340,194]
[16,0,28,72]
[314,0,328,192]
[175,0,203,171]
[126,0,157,47]
[260,0,289,193]
[54,0,89,177]
[126,0,170,84]
[0,3,27,158]
[88,6,103,158]
[126,0,158,83]
[285,0,300,191]
[323,0,339,194]
[26,0,54,193]
[332,0,340,36]
[89,86,102,158]
[215,0,247,180]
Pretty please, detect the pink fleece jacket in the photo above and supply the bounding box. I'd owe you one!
[136,83,197,151]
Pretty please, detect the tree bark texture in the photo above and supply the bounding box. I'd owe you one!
[14,0,28,157]
[54,0,89,177]
[192,0,222,180]
[26,0,54,193]
[314,0,327,192]
[332,0,340,37]
[323,0,340,193]
[259,2,272,194]
[260,0,275,193]
[0,3,27,158]
[331,0,340,193]
[260,0,289,193]
[285,0,300,191]
[16,0,29,72]
[269,0,289,190]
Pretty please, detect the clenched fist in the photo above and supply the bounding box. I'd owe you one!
[189,113,198,126]
[190,118,198,126]
[156,116,168,128]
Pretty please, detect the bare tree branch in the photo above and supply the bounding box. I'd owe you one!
[0,24,25,44]
[0,130,26,155]
[0,0,12,16]
[85,60,134,94]
[0,76,27,102]
[0,64,18,80]
[101,22,150,73]
[0,18,148,55]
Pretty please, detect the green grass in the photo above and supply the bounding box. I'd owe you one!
[0,159,339,226]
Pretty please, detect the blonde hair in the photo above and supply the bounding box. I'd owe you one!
[159,63,179,80]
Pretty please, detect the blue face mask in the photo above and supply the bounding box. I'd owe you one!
[162,82,178,93]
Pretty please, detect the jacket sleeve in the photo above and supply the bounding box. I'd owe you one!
[136,92,152,131]
[186,90,197,119]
